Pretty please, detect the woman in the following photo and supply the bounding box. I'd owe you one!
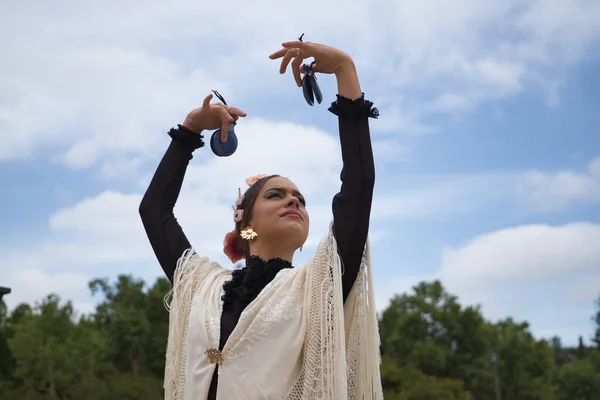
[139,40,382,400]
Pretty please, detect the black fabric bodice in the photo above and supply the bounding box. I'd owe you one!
[221,256,293,313]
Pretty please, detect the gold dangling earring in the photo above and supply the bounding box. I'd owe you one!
[240,227,258,240]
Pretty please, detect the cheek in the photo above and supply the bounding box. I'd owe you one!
[252,201,280,225]
[302,208,310,221]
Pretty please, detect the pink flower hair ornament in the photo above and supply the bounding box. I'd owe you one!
[245,174,268,187]
[233,188,244,223]
[223,174,269,263]
[223,229,245,263]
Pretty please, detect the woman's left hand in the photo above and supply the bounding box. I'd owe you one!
[269,40,354,87]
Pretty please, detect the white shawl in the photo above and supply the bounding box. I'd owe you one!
[163,224,383,399]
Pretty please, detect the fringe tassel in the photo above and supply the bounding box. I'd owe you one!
[163,248,198,400]
[364,240,383,399]
[327,229,349,399]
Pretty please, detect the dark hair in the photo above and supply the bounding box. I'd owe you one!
[234,174,280,257]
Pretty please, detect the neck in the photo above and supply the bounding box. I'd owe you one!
[248,242,295,264]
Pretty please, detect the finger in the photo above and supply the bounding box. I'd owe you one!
[217,107,233,143]
[228,107,247,118]
[221,123,229,142]
[291,55,303,87]
[280,48,300,74]
[202,93,213,109]
[282,41,307,50]
[269,48,288,60]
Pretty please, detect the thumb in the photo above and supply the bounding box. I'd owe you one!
[202,93,213,109]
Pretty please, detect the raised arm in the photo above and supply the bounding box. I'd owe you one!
[139,126,202,281]
[329,63,378,301]
[269,41,378,301]
[139,94,247,281]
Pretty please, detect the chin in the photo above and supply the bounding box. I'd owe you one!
[281,227,308,248]
[264,220,308,247]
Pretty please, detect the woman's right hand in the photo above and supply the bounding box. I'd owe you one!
[182,93,247,143]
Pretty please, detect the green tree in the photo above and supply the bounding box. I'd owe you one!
[490,318,557,400]
[1,275,597,399]
[556,356,600,400]
[593,296,600,349]
[383,365,471,400]
[379,281,494,399]
[7,294,100,399]
[90,275,152,377]
[578,335,589,360]
[89,275,170,379]
[143,277,171,378]
[0,302,33,398]
[550,335,569,366]
[0,300,15,394]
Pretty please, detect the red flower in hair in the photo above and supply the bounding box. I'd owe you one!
[223,230,244,263]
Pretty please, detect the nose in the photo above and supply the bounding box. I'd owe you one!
[286,195,300,209]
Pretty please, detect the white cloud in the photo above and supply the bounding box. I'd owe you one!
[438,222,600,341]
[3,267,92,312]
[371,156,600,220]
[377,222,600,344]
[372,173,516,220]
[517,157,600,211]
[1,0,599,168]
[567,272,600,305]
[182,118,341,195]
[50,191,142,238]
[589,158,600,178]
[440,222,600,282]
[0,45,226,168]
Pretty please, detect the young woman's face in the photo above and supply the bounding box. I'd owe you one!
[249,177,310,249]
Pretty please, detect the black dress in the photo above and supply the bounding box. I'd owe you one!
[139,94,378,399]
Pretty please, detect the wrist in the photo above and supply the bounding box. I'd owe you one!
[334,59,356,77]
[182,119,204,134]
[335,60,362,100]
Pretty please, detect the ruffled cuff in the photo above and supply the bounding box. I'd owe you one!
[328,93,380,120]
[167,124,205,150]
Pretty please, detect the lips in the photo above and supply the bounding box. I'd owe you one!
[281,210,304,220]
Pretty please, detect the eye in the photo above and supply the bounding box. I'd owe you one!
[266,191,306,206]
[266,192,282,199]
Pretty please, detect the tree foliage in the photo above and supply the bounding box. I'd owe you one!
[0,276,168,400]
[0,278,598,399]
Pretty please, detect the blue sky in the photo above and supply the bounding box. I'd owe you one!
[1,0,599,347]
